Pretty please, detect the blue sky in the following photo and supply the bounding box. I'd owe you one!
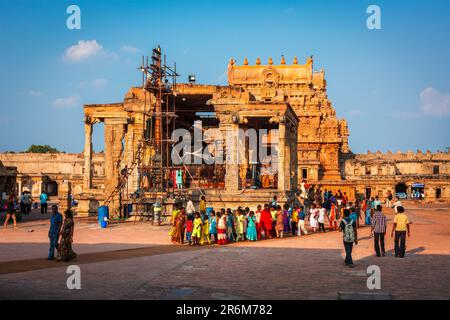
[0,0,449,154]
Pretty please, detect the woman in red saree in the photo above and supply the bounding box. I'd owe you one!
[259,204,273,239]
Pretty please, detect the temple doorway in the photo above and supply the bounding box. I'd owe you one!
[365,187,372,199]
[395,183,408,197]
[43,179,58,196]
[242,117,278,189]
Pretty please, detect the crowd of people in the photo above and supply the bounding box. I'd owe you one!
[170,183,412,267]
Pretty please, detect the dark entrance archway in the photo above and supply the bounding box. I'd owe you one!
[42,178,58,196]
[395,182,407,194]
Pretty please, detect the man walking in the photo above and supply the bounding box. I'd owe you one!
[48,205,63,260]
[40,191,48,214]
[371,205,387,257]
[391,206,410,258]
[339,209,358,267]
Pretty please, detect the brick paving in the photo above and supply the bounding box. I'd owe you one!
[0,203,449,300]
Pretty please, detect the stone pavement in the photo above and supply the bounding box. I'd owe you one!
[0,203,449,300]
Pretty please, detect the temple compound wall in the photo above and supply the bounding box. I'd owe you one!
[341,150,450,201]
[0,153,105,200]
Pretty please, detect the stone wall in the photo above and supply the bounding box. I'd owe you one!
[0,153,105,198]
[340,150,450,201]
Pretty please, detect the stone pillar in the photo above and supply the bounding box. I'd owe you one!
[83,122,93,190]
[291,126,298,190]
[104,123,114,198]
[124,123,143,193]
[104,119,126,211]
[58,180,71,213]
[38,177,42,195]
[277,122,286,191]
[223,123,240,192]
[17,178,22,196]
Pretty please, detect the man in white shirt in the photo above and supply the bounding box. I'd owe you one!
[186,200,195,215]
[392,196,402,213]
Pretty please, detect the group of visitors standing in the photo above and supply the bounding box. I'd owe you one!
[170,184,412,268]
[2,191,50,228]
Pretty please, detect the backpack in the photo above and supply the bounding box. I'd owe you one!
[343,219,355,243]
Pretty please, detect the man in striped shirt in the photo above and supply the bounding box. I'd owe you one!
[371,205,387,257]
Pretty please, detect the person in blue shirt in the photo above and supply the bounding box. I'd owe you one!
[40,192,48,214]
[270,196,278,209]
[225,209,235,242]
[349,207,358,225]
[48,205,63,260]
[297,206,308,236]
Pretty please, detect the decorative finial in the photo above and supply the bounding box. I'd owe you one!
[244,57,248,65]
[256,57,261,65]
[229,58,235,66]
[281,55,286,65]
[268,57,273,65]
[293,56,298,64]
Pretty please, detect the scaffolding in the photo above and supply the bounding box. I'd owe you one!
[105,45,183,223]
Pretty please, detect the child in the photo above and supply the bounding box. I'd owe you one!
[192,213,202,245]
[246,211,258,241]
[235,209,245,241]
[291,205,299,236]
[185,214,194,245]
[209,211,218,243]
[297,206,308,236]
[270,207,277,238]
[200,215,211,245]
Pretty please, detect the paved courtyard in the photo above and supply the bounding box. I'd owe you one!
[0,202,449,300]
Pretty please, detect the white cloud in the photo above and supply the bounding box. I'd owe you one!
[28,90,44,97]
[120,45,139,54]
[420,87,450,117]
[53,95,80,108]
[63,40,104,63]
